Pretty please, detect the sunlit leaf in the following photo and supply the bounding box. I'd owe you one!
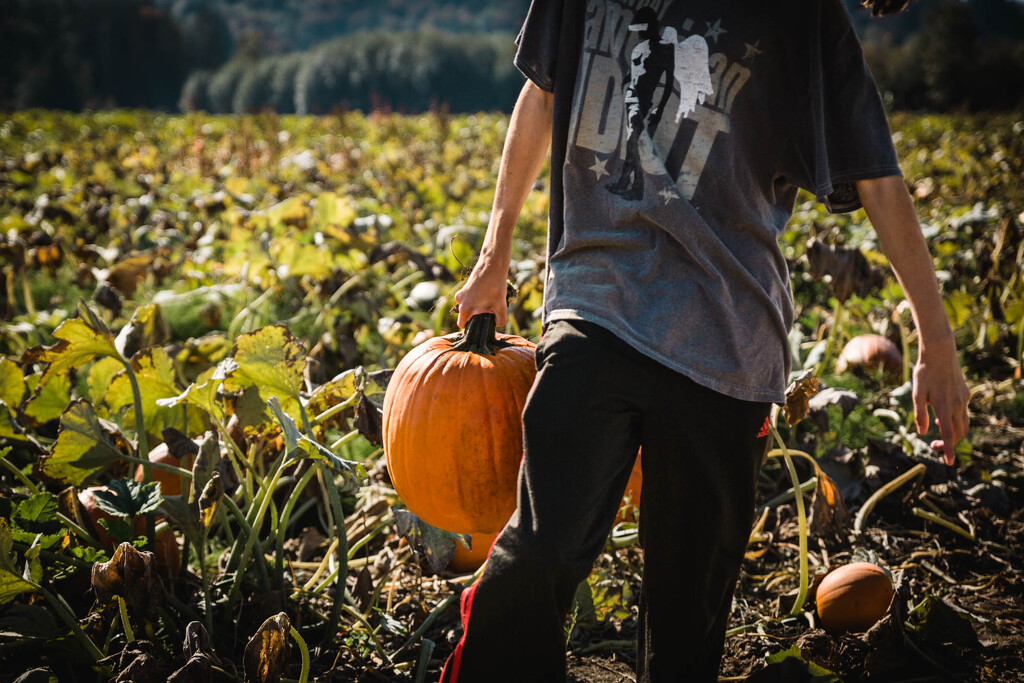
[196,472,223,530]
[157,360,233,421]
[223,326,306,420]
[10,493,63,549]
[270,238,331,279]
[243,612,291,683]
[107,348,205,443]
[38,400,132,487]
[19,305,121,392]
[267,397,359,481]
[86,356,124,405]
[0,358,26,408]
[23,372,71,426]
[315,192,357,237]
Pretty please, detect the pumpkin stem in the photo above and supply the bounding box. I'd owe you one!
[451,314,512,355]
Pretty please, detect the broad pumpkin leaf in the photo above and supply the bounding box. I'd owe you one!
[38,400,133,487]
[0,519,37,605]
[114,304,171,359]
[315,192,356,231]
[22,372,71,426]
[10,493,63,549]
[264,196,309,231]
[92,479,162,519]
[0,400,27,441]
[156,359,234,422]
[86,356,124,405]
[107,347,206,442]
[243,612,291,683]
[223,326,306,419]
[19,300,121,392]
[0,358,26,408]
[270,238,332,279]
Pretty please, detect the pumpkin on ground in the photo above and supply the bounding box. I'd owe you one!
[836,334,902,376]
[133,442,194,498]
[383,314,536,535]
[815,562,894,633]
[79,487,181,578]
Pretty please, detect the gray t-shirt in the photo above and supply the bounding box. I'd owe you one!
[514,0,901,404]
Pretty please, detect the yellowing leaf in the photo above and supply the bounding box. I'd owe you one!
[38,400,132,487]
[223,326,305,419]
[107,348,206,443]
[20,310,121,393]
[87,357,124,405]
[23,372,71,426]
[114,304,171,359]
[244,612,292,683]
[270,238,331,279]
[0,358,26,408]
[315,192,356,238]
[0,400,27,441]
[0,519,38,605]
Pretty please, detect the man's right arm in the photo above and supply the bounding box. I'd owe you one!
[454,79,553,328]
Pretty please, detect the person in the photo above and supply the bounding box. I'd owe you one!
[442,1,970,681]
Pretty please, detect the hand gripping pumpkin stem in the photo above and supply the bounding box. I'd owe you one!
[450,313,512,355]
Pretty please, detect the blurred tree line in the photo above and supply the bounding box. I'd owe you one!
[1,0,1022,113]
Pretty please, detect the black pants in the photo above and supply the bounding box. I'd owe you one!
[440,320,772,682]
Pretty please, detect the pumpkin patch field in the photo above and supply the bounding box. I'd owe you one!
[0,110,1022,682]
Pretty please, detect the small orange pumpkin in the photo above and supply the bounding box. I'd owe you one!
[383,314,536,535]
[836,334,902,376]
[79,487,181,578]
[815,562,894,633]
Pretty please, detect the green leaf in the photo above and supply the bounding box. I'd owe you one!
[24,545,42,585]
[267,397,359,481]
[86,357,123,405]
[0,400,27,441]
[392,508,464,574]
[23,372,71,425]
[315,192,356,236]
[0,519,38,605]
[114,304,171,359]
[223,326,306,420]
[38,400,132,487]
[91,479,162,518]
[11,493,62,548]
[271,238,332,279]
[157,359,233,421]
[96,517,136,545]
[0,357,26,408]
[764,646,840,682]
[107,348,205,443]
[19,307,121,393]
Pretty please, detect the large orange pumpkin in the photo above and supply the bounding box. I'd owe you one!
[383,314,536,535]
[815,562,894,633]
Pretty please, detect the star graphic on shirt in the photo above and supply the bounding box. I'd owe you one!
[658,187,678,205]
[743,40,762,62]
[704,19,727,43]
[589,155,610,181]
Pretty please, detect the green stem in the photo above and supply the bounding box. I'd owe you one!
[854,463,926,535]
[769,422,809,617]
[37,585,103,662]
[911,507,976,542]
[413,639,436,683]
[0,455,40,493]
[311,393,359,427]
[320,462,348,648]
[119,453,193,479]
[817,298,846,376]
[120,359,154,550]
[347,516,394,560]
[450,313,511,355]
[328,429,360,452]
[289,626,310,683]
[275,464,319,588]
[227,461,288,607]
[118,595,135,642]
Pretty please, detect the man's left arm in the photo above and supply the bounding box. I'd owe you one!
[855,175,970,464]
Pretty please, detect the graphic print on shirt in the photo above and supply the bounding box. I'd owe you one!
[571,0,757,203]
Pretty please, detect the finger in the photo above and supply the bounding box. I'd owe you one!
[913,389,929,435]
[935,415,959,466]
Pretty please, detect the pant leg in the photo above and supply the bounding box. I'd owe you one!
[636,373,771,683]
[441,320,651,683]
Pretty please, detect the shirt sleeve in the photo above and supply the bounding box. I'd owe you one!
[803,0,903,213]
[514,0,564,93]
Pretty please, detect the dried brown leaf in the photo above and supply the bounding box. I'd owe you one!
[243,612,291,683]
